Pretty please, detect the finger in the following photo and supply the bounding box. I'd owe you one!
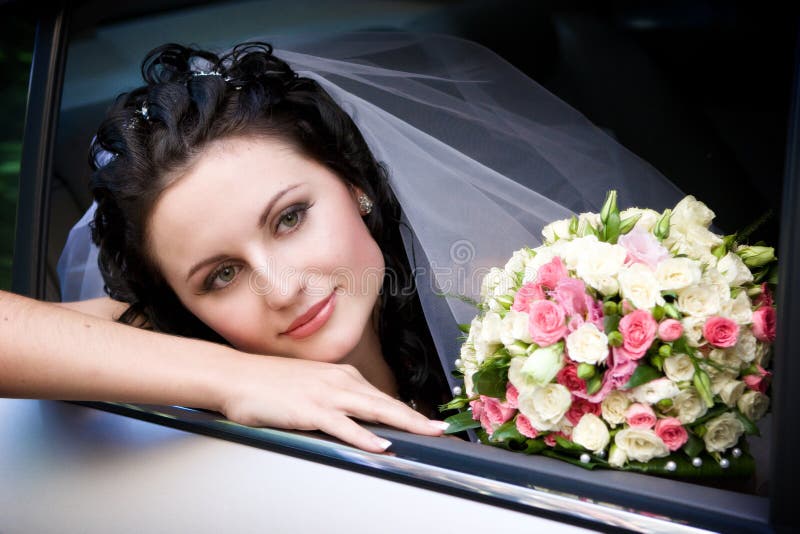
[343,393,450,436]
[317,416,393,453]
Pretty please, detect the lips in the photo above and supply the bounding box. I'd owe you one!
[282,293,336,339]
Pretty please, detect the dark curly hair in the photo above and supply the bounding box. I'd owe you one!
[88,42,449,414]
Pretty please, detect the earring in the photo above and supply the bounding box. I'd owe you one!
[358,194,373,215]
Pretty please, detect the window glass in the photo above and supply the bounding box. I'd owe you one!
[0,10,34,290]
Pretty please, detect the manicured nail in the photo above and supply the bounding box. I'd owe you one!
[428,420,450,431]
[374,437,392,451]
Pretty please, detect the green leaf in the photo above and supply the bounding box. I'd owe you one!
[555,435,587,452]
[604,314,621,334]
[490,419,527,444]
[691,404,729,426]
[619,212,643,235]
[569,215,579,235]
[735,410,760,437]
[472,365,509,398]
[603,211,621,244]
[600,190,618,225]
[443,410,481,434]
[622,450,754,478]
[671,336,693,356]
[682,432,705,458]
[438,394,471,412]
[623,364,662,389]
[458,323,471,334]
[541,449,599,470]
[586,374,603,395]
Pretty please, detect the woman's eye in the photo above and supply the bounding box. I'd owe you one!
[204,264,240,291]
[275,203,311,233]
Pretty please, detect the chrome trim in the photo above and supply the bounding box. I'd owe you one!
[108,403,713,533]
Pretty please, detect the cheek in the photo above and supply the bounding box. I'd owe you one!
[184,288,270,352]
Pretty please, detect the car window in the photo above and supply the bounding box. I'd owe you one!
[41,1,798,530]
[0,11,34,290]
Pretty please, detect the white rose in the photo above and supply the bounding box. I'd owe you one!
[459,343,477,369]
[576,241,627,292]
[608,445,628,468]
[621,207,660,233]
[730,328,758,364]
[542,218,573,243]
[666,226,722,265]
[500,310,533,346]
[566,323,609,365]
[517,383,572,431]
[754,342,772,368]
[520,343,565,386]
[677,284,721,318]
[663,354,695,382]
[704,362,737,384]
[618,263,663,310]
[479,312,504,345]
[673,387,708,424]
[480,268,505,300]
[601,390,631,427]
[507,357,537,397]
[737,390,770,422]
[717,252,754,287]
[615,428,670,463]
[572,414,611,453]
[719,379,746,407]
[656,257,702,292]
[629,377,680,405]
[504,248,533,276]
[463,369,475,397]
[709,348,743,373]
[703,412,745,453]
[721,291,753,325]
[681,316,706,347]
[672,195,716,230]
[700,265,733,305]
[559,235,598,271]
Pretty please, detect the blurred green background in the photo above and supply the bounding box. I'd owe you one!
[0,11,34,290]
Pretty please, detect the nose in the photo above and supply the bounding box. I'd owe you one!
[248,258,303,311]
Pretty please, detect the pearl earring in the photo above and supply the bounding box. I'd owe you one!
[358,194,373,215]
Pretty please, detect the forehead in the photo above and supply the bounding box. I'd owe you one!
[145,136,336,261]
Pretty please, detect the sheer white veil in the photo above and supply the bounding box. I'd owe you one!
[57,32,684,391]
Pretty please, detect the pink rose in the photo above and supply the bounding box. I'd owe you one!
[557,363,586,394]
[657,319,683,342]
[744,365,772,394]
[544,430,572,448]
[536,256,569,290]
[655,418,689,451]
[512,281,546,313]
[618,228,671,270]
[482,396,516,428]
[528,299,568,346]
[625,403,657,429]
[618,309,658,358]
[470,399,485,421]
[703,316,740,348]
[552,277,589,317]
[586,297,605,330]
[754,283,773,308]
[752,307,777,343]
[566,397,602,426]
[516,414,539,439]
[505,383,520,409]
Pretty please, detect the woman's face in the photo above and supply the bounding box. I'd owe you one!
[147,136,385,363]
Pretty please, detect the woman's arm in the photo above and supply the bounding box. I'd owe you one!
[0,290,446,452]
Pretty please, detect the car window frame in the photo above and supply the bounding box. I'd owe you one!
[14,2,800,532]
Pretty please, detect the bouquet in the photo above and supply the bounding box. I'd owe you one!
[443,192,777,477]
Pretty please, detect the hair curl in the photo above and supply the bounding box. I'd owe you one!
[89,42,449,414]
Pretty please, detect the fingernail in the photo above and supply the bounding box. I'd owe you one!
[374,437,392,451]
[428,420,450,431]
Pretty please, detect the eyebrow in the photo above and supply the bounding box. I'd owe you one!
[185,183,301,282]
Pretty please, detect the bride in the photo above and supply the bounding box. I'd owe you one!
[0,33,683,451]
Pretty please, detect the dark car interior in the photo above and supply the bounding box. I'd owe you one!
[19,0,798,531]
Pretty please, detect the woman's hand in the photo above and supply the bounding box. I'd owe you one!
[216,354,449,452]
